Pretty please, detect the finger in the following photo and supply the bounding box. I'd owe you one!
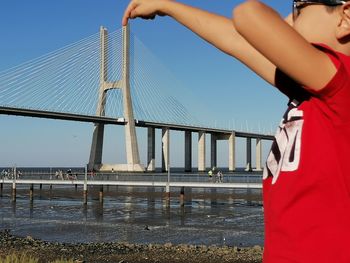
[142,15,156,20]
[122,2,137,26]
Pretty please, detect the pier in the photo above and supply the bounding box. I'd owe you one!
[1,170,262,205]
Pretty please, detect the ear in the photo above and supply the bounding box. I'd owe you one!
[336,2,350,40]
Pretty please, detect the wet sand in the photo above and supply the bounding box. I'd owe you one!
[0,175,264,262]
[0,230,263,263]
[0,184,264,247]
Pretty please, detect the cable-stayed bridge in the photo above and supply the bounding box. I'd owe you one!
[0,25,273,172]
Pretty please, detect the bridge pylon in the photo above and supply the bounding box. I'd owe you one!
[88,25,144,172]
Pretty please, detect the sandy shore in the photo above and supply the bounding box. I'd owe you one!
[0,230,263,263]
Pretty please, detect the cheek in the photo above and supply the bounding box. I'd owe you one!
[293,22,313,41]
[293,7,335,43]
[293,18,327,43]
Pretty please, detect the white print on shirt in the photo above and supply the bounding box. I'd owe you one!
[263,107,304,184]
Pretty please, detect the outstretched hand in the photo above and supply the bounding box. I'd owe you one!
[122,0,170,26]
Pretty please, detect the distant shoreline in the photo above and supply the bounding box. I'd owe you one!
[0,230,263,263]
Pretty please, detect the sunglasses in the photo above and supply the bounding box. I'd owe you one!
[293,0,346,20]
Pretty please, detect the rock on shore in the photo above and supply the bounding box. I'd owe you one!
[0,230,263,263]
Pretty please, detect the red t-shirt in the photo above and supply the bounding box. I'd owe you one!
[263,44,350,263]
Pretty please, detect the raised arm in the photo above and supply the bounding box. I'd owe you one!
[233,0,342,92]
[122,0,277,86]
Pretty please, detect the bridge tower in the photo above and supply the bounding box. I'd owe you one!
[88,25,144,172]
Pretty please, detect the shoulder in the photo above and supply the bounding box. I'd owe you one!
[311,44,350,98]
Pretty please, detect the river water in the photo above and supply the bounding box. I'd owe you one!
[0,168,264,247]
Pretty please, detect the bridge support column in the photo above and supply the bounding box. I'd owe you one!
[121,25,144,172]
[198,131,206,172]
[162,128,170,172]
[211,134,217,169]
[256,138,262,171]
[229,132,236,172]
[89,25,144,172]
[147,128,156,172]
[185,131,192,172]
[88,26,108,172]
[88,124,104,171]
[245,138,252,171]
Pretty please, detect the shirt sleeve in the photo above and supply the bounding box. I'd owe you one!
[312,44,350,123]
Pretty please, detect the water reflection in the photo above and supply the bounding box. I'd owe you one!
[83,204,88,221]
[91,200,103,221]
[11,201,16,217]
[29,200,34,219]
[0,184,264,247]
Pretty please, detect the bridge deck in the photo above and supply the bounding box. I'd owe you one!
[0,106,274,140]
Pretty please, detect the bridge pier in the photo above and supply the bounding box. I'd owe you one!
[88,25,144,172]
[162,128,170,172]
[246,138,252,171]
[245,137,264,171]
[255,138,262,171]
[211,134,217,169]
[88,124,104,171]
[198,131,206,172]
[214,132,236,172]
[121,25,144,172]
[185,131,192,172]
[229,132,236,171]
[88,26,108,172]
[147,127,156,172]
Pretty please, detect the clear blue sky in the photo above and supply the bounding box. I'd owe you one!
[0,0,291,168]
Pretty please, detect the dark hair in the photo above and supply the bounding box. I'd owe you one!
[325,5,337,12]
[325,4,344,12]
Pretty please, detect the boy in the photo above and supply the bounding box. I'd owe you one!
[123,1,350,262]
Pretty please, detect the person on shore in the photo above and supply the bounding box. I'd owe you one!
[0,169,5,179]
[59,170,64,180]
[208,169,213,179]
[66,169,73,180]
[89,170,95,180]
[217,170,223,183]
[123,0,350,262]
